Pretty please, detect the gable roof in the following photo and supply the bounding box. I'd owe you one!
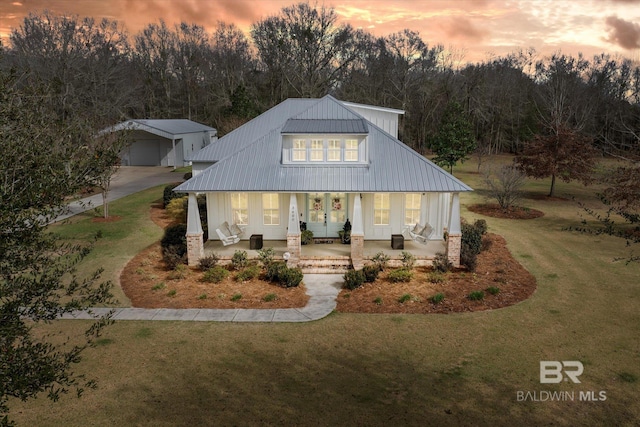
[175,95,471,194]
[109,119,216,139]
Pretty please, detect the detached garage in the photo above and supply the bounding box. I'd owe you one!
[111,119,217,167]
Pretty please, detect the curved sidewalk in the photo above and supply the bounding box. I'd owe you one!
[61,274,343,323]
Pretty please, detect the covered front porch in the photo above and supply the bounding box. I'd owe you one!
[184,191,463,271]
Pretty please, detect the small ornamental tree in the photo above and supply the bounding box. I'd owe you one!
[431,101,476,174]
[482,164,526,211]
[516,124,597,197]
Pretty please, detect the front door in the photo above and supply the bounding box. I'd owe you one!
[306,193,347,238]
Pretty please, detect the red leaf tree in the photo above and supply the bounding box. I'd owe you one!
[516,124,598,197]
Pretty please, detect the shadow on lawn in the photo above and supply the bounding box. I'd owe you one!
[110,343,629,426]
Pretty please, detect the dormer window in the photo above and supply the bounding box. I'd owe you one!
[293,139,306,161]
[345,139,358,162]
[281,118,369,165]
[283,136,366,164]
[328,139,341,161]
[310,139,323,161]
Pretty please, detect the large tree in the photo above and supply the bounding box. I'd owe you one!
[516,123,597,197]
[0,66,114,425]
[430,101,476,173]
[251,2,365,102]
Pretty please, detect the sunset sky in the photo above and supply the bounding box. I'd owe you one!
[1,0,640,63]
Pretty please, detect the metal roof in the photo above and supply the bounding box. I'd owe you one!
[175,96,472,194]
[107,119,216,140]
[189,98,318,162]
[281,119,368,134]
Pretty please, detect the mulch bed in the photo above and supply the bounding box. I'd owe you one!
[336,233,537,314]
[118,203,537,313]
[468,203,544,219]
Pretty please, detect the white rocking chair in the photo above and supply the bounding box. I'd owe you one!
[215,221,245,246]
[403,223,434,245]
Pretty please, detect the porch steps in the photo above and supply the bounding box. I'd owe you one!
[298,257,352,274]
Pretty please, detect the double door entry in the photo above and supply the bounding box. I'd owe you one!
[306,193,348,238]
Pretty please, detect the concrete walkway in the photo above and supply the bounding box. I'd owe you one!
[52,166,344,322]
[61,274,343,323]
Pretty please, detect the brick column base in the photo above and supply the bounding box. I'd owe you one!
[446,233,461,268]
[186,232,204,267]
[350,234,364,270]
[287,234,301,267]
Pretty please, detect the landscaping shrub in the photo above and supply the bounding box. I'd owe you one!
[432,252,452,273]
[371,251,390,271]
[265,261,288,282]
[162,245,187,270]
[202,266,229,283]
[263,293,277,302]
[462,221,484,256]
[398,293,411,303]
[428,271,446,284]
[460,247,478,272]
[166,196,188,223]
[468,290,485,301]
[235,265,261,282]
[257,247,276,267]
[168,264,188,280]
[163,184,186,208]
[486,286,500,295]
[388,268,413,283]
[373,296,383,305]
[231,293,242,301]
[430,293,445,304]
[400,251,415,269]
[231,250,248,270]
[198,254,220,271]
[343,269,365,290]
[161,224,187,269]
[279,267,304,288]
[362,265,380,283]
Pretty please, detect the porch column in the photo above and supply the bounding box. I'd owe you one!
[427,193,442,239]
[446,192,462,267]
[186,193,204,267]
[420,193,428,226]
[350,193,365,270]
[286,194,301,267]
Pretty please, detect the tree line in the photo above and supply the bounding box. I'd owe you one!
[1,3,639,158]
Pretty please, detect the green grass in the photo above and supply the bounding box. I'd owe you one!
[7,157,640,426]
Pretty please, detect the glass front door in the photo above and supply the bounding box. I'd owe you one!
[306,193,347,238]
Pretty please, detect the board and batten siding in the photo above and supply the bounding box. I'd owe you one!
[205,192,450,243]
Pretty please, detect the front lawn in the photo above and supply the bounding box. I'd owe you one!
[8,158,640,426]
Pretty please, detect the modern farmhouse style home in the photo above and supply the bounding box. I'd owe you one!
[174,95,472,271]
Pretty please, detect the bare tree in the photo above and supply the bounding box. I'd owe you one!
[482,164,526,210]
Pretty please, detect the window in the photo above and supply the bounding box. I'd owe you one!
[310,139,323,162]
[231,193,248,225]
[293,139,306,161]
[328,139,341,161]
[345,139,358,161]
[373,193,390,225]
[262,193,279,225]
[405,193,421,225]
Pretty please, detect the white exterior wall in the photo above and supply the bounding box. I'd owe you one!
[206,191,448,244]
[344,106,400,138]
[207,192,291,241]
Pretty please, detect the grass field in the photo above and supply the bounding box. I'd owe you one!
[8,157,640,426]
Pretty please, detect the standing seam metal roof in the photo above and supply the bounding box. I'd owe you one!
[175,96,471,193]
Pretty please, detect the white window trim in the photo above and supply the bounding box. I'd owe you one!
[373,193,390,226]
